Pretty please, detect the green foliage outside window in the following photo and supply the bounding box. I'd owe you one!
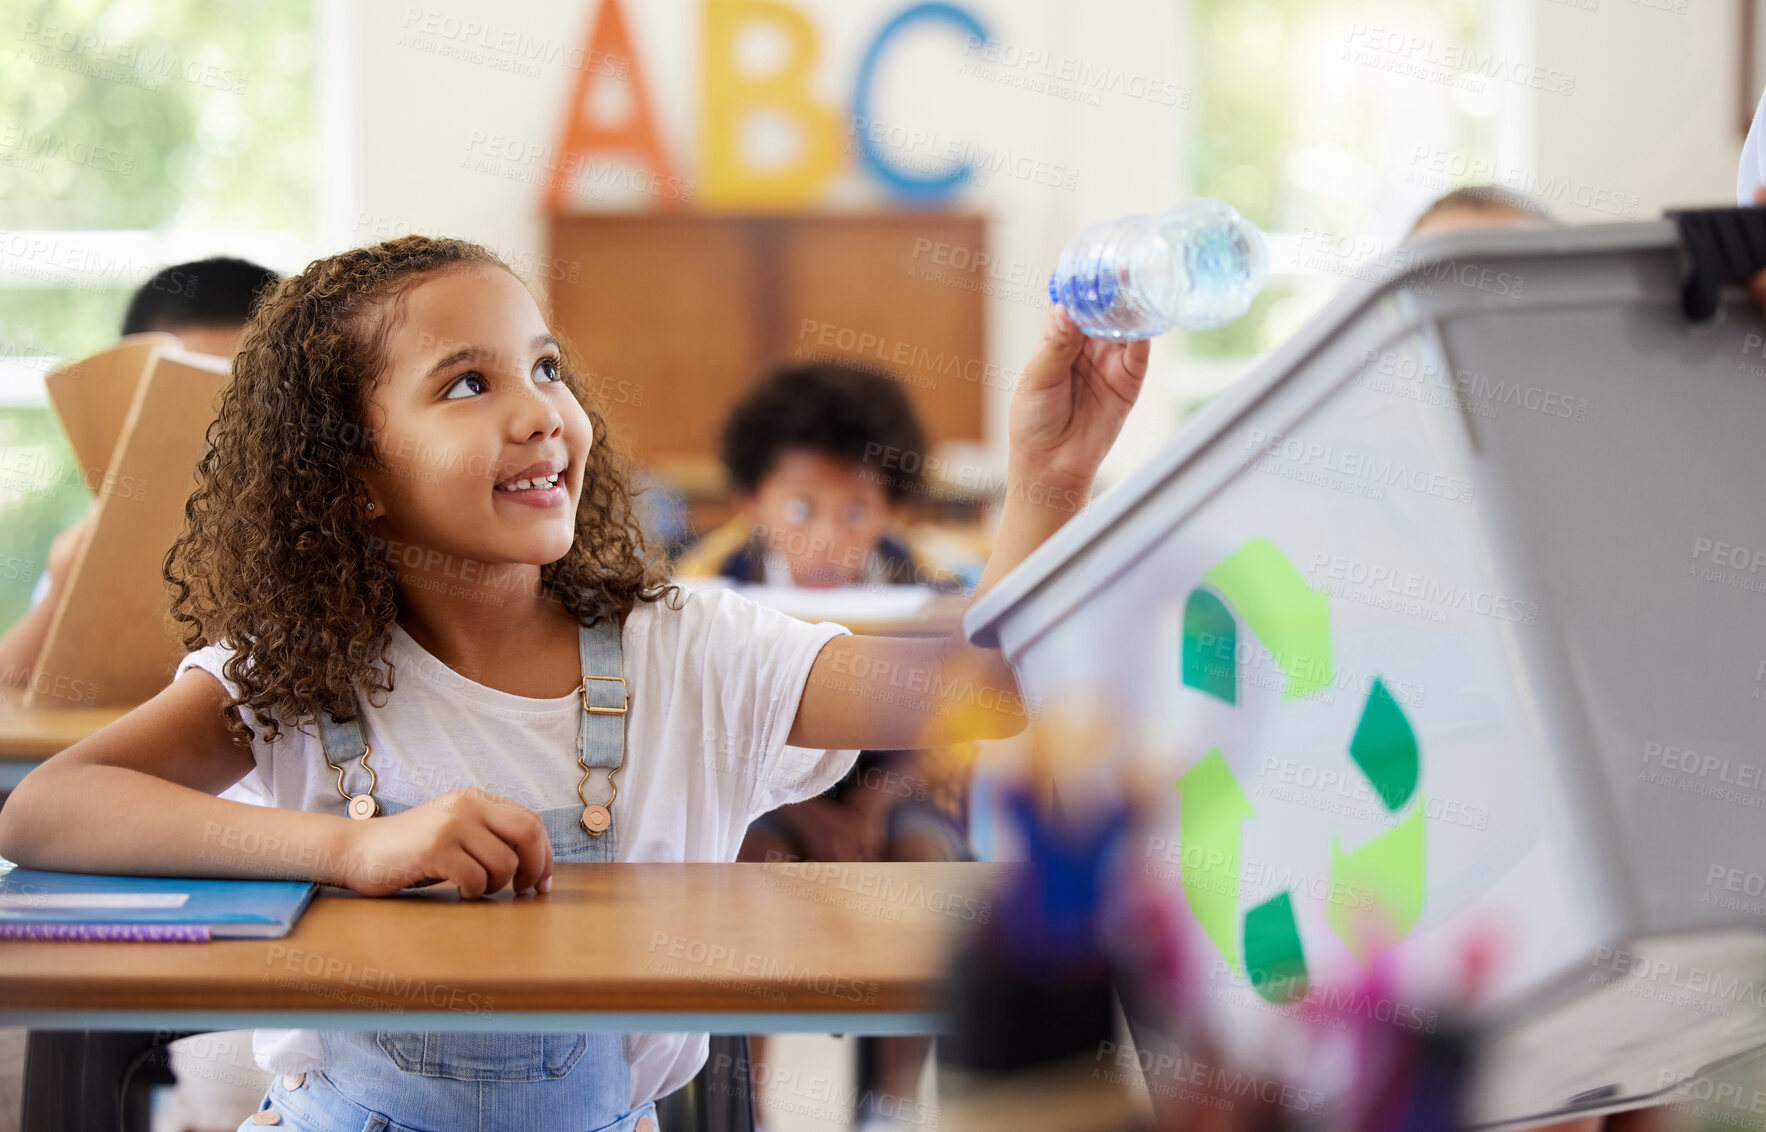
[0,0,314,633]
[1185,0,1490,361]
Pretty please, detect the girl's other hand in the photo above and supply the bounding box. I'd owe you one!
[337,787,553,899]
[1007,304,1150,494]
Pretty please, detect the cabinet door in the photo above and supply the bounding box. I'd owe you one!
[548,212,988,491]
[549,215,763,464]
[777,214,986,448]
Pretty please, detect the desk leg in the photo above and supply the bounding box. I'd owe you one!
[20,1030,185,1132]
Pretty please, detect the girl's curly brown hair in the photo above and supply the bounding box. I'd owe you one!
[164,235,682,746]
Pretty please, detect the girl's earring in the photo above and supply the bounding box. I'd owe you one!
[366,502,375,512]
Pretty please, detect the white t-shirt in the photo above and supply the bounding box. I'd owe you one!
[174,585,855,1108]
[1742,85,1766,205]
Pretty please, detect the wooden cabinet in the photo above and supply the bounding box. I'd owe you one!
[546,213,988,480]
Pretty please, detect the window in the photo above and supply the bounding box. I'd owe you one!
[0,0,316,629]
[1181,0,1517,409]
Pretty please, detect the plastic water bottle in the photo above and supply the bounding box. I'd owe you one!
[1048,199,1268,339]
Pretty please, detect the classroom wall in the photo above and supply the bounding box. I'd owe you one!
[323,0,1752,488]
[324,0,1187,488]
[1531,0,1740,223]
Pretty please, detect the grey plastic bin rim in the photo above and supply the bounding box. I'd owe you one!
[962,218,1684,651]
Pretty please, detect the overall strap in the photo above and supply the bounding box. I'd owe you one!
[569,610,629,847]
[576,611,628,772]
[317,703,367,772]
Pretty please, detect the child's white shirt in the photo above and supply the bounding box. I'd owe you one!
[177,584,856,1108]
[1743,85,1766,205]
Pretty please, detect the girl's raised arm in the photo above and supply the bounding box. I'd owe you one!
[788,306,1149,752]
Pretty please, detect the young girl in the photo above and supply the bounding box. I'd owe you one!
[0,235,1149,1132]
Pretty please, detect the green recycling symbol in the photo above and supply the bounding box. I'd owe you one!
[1176,538,1426,1004]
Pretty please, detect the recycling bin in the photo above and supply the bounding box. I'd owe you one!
[964,213,1766,1126]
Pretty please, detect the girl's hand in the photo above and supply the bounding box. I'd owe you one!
[335,787,553,899]
[1007,304,1151,495]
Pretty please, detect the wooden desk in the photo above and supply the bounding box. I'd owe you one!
[0,862,1006,1034]
[0,684,130,788]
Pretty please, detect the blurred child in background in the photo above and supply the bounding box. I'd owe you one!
[1408,184,1555,238]
[676,362,966,591]
[119,256,281,356]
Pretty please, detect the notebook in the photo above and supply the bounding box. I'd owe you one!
[0,866,317,941]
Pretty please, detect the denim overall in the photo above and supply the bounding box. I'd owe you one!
[239,616,658,1132]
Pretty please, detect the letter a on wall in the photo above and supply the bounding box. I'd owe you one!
[546,0,681,212]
